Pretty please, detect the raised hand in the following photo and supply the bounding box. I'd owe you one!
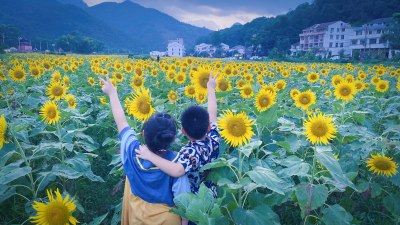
[135,144,156,161]
[207,72,219,90]
[99,75,117,97]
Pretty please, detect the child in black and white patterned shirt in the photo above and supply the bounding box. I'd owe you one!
[136,72,220,196]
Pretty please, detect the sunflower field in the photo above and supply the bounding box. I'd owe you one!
[0,54,399,225]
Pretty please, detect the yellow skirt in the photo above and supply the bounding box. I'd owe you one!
[121,177,181,225]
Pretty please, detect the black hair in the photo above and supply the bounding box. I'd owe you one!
[180,105,209,139]
[142,112,177,153]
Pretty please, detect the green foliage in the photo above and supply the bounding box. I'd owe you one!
[57,34,104,53]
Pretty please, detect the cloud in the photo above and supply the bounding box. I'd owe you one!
[84,0,310,29]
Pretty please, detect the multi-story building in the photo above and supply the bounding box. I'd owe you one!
[293,21,352,57]
[195,43,213,53]
[349,17,394,59]
[167,38,185,57]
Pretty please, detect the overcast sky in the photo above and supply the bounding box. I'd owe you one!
[83,0,310,30]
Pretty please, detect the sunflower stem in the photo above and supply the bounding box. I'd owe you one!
[238,149,243,208]
[310,146,317,185]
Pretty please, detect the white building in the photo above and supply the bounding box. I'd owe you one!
[230,45,246,55]
[167,38,185,57]
[349,17,395,59]
[293,21,352,57]
[220,43,230,51]
[195,43,213,53]
[150,51,166,56]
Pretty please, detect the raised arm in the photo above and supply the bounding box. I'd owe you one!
[207,72,218,123]
[99,76,129,133]
[135,145,185,177]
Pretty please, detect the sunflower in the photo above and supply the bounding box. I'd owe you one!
[40,101,61,125]
[51,71,62,83]
[0,70,6,80]
[88,77,95,86]
[192,67,210,94]
[240,84,254,98]
[175,72,186,84]
[217,78,232,92]
[371,76,380,85]
[0,114,7,150]
[290,89,300,99]
[125,64,133,73]
[367,154,398,177]
[125,88,155,122]
[295,90,316,110]
[262,83,276,96]
[331,75,343,87]
[62,76,70,87]
[134,67,143,76]
[236,79,247,88]
[375,80,389,92]
[255,90,276,112]
[113,72,124,82]
[354,81,364,91]
[168,90,178,103]
[30,66,42,79]
[307,72,319,83]
[334,80,356,101]
[304,113,337,145]
[195,92,207,104]
[100,97,107,105]
[47,82,67,101]
[64,94,77,109]
[151,69,159,77]
[31,188,78,225]
[218,110,254,147]
[184,85,196,98]
[9,66,26,82]
[130,76,144,89]
[166,70,176,82]
[275,80,287,91]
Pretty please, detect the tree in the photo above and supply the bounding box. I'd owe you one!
[56,34,104,53]
[383,13,400,49]
[0,24,21,53]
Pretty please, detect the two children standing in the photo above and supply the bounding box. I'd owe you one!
[100,72,220,225]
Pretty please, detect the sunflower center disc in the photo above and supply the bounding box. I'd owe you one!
[374,158,392,170]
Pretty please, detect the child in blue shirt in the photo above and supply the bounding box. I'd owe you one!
[136,73,220,196]
[100,76,190,225]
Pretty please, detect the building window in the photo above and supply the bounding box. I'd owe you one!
[330,35,333,39]
[368,30,372,35]
[369,39,377,44]
[377,29,382,34]
[360,39,366,45]
[351,39,358,45]
[300,44,303,48]
[356,31,362,35]
[341,35,344,39]
[342,28,345,32]
[330,28,334,33]
[340,43,343,47]
[337,28,339,32]
[329,42,333,47]
[335,43,338,48]
[336,35,339,40]
[319,43,323,47]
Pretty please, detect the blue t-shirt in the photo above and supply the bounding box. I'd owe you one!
[119,126,190,207]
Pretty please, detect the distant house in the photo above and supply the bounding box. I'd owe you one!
[220,43,230,51]
[230,45,246,55]
[150,51,166,56]
[349,17,396,59]
[19,38,32,52]
[167,38,185,57]
[195,43,213,53]
[292,21,352,57]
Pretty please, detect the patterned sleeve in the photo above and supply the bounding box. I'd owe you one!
[207,122,221,160]
[207,122,220,141]
[119,126,140,165]
[174,147,199,173]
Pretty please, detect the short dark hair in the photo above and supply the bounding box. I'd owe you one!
[181,105,209,139]
[142,113,177,153]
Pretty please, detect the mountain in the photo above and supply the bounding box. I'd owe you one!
[0,0,211,52]
[86,1,211,51]
[0,0,135,50]
[198,0,400,55]
[57,0,88,9]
